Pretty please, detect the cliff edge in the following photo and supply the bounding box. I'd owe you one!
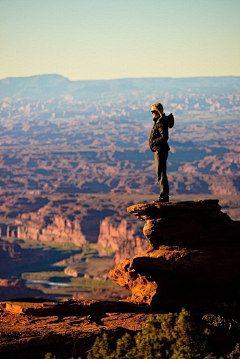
[1,199,240,358]
[109,200,240,310]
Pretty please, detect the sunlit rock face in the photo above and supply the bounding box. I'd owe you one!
[15,214,86,246]
[97,217,148,264]
[109,200,240,310]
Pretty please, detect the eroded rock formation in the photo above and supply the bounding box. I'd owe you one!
[16,213,86,246]
[97,217,147,263]
[109,200,240,310]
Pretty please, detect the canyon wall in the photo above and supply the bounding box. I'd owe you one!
[0,214,147,262]
[1,213,86,247]
[97,217,148,263]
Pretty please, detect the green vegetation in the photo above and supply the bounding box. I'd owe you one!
[87,308,214,359]
[44,354,57,359]
[43,308,240,358]
[22,270,116,290]
[228,343,240,359]
[30,240,82,251]
[22,271,69,281]
[2,235,82,251]
[81,248,98,260]
[70,277,116,289]
[21,243,116,298]
[96,244,116,256]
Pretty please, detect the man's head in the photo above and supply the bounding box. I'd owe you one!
[151,102,164,120]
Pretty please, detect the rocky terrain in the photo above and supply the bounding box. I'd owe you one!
[97,216,148,263]
[1,199,240,358]
[110,200,240,310]
[0,75,239,300]
[0,299,158,359]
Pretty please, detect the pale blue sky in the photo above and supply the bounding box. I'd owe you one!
[1,0,240,80]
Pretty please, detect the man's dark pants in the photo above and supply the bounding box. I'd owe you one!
[154,148,169,199]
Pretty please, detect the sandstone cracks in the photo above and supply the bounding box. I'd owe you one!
[109,200,240,310]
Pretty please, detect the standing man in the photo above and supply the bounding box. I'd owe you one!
[149,102,174,202]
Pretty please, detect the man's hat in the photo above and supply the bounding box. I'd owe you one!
[151,102,164,118]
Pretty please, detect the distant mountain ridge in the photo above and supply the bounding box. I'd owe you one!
[0,74,239,100]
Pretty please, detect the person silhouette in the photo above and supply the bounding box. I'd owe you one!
[149,102,174,202]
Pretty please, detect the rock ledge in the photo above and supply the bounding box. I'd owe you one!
[109,200,240,309]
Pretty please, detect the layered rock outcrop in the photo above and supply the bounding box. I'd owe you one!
[109,200,240,310]
[16,213,86,246]
[97,217,147,263]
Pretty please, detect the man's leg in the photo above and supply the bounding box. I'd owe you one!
[154,149,169,200]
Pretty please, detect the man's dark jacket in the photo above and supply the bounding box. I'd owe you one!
[149,113,174,152]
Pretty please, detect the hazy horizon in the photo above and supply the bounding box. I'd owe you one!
[1,0,240,80]
[1,73,240,82]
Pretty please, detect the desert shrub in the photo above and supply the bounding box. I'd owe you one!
[228,343,240,359]
[87,332,116,359]
[87,308,215,359]
[115,332,136,359]
[44,353,56,359]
